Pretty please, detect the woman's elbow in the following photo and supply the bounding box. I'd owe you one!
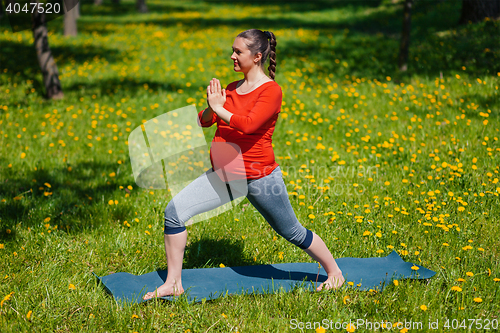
[239,126,257,135]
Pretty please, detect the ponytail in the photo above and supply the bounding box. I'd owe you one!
[265,31,277,80]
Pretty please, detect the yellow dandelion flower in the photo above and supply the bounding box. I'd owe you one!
[68,284,76,290]
[343,295,350,304]
[466,272,474,277]
[219,264,225,268]
[473,297,482,303]
[131,314,139,319]
[26,310,32,320]
[411,265,419,271]
[316,326,326,333]
[384,181,390,186]
[346,323,356,332]
[393,280,399,286]
[1,292,14,307]
[420,305,428,311]
[108,200,114,205]
[451,286,462,292]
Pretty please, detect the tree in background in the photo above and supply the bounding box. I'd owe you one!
[64,0,79,37]
[459,0,500,24]
[398,0,414,72]
[31,0,64,99]
[137,0,148,13]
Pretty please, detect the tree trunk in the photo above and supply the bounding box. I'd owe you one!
[137,0,148,13]
[398,0,414,72]
[94,0,103,6]
[31,1,64,100]
[459,0,500,24]
[76,1,80,19]
[63,0,78,37]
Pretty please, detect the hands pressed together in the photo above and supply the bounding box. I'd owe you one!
[207,78,226,111]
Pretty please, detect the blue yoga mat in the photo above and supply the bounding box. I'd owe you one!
[94,250,435,304]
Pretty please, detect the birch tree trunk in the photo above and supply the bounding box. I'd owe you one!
[137,0,148,13]
[31,1,64,100]
[398,0,414,72]
[63,0,78,37]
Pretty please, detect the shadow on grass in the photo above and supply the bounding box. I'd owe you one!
[0,158,138,239]
[62,76,203,99]
[0,39,124,98]
[1,0,497,102]
[79,0,384,18]
[76,0,496,79]
[459,91,500,120]
[184,237,254,269]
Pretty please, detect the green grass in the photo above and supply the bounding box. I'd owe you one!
[1,0,499,331]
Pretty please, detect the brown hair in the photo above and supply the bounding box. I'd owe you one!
[236,29,277,80]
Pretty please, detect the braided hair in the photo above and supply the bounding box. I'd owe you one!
[236,29,277,80]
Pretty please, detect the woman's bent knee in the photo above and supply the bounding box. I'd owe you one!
[164,201,186,234]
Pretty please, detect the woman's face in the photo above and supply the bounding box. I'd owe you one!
[231,37,261,73]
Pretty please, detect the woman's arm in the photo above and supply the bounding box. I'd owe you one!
[201,105,215,123]
[211,105,232,125]
[228,85,282,134]
[207,78,232,124]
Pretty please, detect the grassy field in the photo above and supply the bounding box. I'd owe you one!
[1,0,499,331]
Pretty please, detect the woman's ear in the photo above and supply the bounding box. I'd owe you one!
[254,52,263,64]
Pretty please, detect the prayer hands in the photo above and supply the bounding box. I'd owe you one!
[207,78,226,110]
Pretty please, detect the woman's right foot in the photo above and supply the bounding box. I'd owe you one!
[143,281,184,300]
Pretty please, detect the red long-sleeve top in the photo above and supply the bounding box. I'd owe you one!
[197,80,282,180]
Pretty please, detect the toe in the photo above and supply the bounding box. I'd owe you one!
[143,292,154,300]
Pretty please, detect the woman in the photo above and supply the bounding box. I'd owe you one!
[143,29,344,300]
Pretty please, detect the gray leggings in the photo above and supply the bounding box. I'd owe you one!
[164,166,313,249]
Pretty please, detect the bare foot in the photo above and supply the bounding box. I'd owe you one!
[143,281,184,300]
[317,273,345,291]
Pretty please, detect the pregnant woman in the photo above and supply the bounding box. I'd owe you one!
[143,29,344,300]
